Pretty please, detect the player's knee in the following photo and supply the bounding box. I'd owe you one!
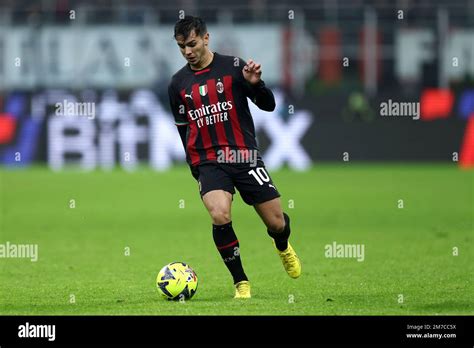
[266,213,286,233]
[209,208,231,225]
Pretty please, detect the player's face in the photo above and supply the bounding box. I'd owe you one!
[176,30,209,67]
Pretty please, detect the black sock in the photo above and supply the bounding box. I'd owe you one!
[212,222,248,284]
[267,212,291,251]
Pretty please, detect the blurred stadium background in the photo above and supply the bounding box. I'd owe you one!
[0,0,473,315]
[0,0,473,168]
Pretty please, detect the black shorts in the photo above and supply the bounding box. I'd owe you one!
[196,161,281,205]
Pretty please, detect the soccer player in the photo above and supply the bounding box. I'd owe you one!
[168,16,301,298]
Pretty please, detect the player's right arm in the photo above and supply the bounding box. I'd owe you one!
[168,81,189,143]
[168,81,200,180]
[168,80,191,153]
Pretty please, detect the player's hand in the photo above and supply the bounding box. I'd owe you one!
[242,59,262,85]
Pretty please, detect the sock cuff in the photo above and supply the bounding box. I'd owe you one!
[212,221,238,248]
[212,221,233,232]
[267,212,291,239]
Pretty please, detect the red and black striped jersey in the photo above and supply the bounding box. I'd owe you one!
[168,52,275,167]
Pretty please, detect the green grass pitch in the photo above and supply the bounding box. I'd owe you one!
[0,164,472,315]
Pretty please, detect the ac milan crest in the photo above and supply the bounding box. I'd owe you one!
[216,81,224,94]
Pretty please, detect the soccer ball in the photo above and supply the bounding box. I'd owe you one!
[156,262,198,301]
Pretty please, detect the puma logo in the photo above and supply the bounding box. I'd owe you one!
[269,184,276,190]
[185,92,193,100]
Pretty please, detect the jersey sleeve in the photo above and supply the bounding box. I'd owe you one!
[236,57,276,112]
[168,81,189,126]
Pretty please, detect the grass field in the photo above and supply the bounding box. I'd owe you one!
[0,164,472,315]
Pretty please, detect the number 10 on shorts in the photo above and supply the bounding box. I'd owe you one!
[248,168,270,185]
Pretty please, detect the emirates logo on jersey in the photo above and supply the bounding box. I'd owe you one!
[188,101,233,121]
[199,85,208,96]
[216,81,224,94]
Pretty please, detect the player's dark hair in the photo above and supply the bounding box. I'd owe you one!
[174,16,207,40]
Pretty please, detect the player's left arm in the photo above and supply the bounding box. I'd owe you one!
[240,58,276,111]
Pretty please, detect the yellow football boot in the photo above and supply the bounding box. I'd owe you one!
[234,280,251,299]
[275,242,301,278]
